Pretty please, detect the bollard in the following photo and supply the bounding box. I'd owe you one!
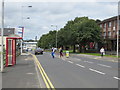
[66,51,69,58]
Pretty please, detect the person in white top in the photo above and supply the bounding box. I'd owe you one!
[100,47,105,57]
[51,47,57,58]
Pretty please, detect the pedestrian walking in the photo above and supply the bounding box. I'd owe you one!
[59,47,63,58]
[51,47,56,58]
[100,47,105,57]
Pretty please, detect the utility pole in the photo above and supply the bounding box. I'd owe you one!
[1,0,4,72]
[35,36,37,42]
[56,25,58,49]
[117,1,120,58]
[51,25,58,49]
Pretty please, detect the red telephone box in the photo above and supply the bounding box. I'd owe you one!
[6,35,22,67]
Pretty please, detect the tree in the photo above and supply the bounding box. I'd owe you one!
[37,31,56,49]
[38,17,102,52]
[77,19,101,52]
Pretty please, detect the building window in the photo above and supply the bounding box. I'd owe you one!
[113,31,116,38]
[108,22,111,27]
[113,26,116,31]
[104,23,106,28]
[108,31,111,37]
[100,24,102,28]
[103,32,106,36]
[114,21,115,27]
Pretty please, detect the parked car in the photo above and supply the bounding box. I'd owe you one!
[34,48,43,55]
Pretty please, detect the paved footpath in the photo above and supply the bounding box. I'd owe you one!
[2,53,40,88]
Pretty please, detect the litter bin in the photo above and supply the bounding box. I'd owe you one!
[66,51,69,58]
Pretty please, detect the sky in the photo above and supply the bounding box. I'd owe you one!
[0,0,118,40]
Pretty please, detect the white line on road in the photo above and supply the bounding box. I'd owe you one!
[89,68,106,75]
[113,77,120,80]
[84,61,93,64]
[68,61,73,64]
[98,64,112,68]
[76,64,85,68]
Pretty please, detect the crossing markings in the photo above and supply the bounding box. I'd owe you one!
[89,68,106,75]
[76,64,85,68]
[113,77,120,80]
[84,61,94,64]
[30,53,55,90]
[97,64,112,68]
[94,57,118,63]
[68,61,73,64]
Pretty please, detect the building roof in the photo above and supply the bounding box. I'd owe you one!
[0,28,15,36]
[99,16,120,24]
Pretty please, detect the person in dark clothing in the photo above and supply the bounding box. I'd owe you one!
[59,47,63,58]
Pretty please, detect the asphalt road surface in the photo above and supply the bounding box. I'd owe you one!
[35,52,119,88]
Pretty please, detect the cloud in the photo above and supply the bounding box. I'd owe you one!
[1,2,118,40]
[4,0,119,2]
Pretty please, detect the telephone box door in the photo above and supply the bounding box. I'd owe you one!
[6,39,16,66]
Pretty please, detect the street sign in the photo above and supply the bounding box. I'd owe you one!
[16,27,24,38]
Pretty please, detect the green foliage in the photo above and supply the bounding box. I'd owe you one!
[77,19,101,46]
[38,17,102,51]
[38,31,56,49]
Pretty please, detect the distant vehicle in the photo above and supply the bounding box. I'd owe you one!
[28,48,32,51]
[34,48,43,55]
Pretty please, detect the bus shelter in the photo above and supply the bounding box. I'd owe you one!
[6,34,22,67]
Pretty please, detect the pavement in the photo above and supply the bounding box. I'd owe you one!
[2,53,41,88]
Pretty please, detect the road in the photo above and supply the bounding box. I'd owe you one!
[34,52,119,88]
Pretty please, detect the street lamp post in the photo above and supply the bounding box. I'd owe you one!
[1,0,4,72]
[51,25,58,48]
[20,5,32,54]
[117,1,120,58]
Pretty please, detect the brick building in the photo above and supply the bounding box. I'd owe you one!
[99,16,120,51]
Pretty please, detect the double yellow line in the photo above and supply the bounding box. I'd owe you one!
[30,53,55,90]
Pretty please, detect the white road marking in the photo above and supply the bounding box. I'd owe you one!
[89,68,105,75]
[76,64,85,68]
[113,77,120,80]
[26,73,34,75]
[68,61,73,64]
[98,64,112,68]
[84,61,93,64]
